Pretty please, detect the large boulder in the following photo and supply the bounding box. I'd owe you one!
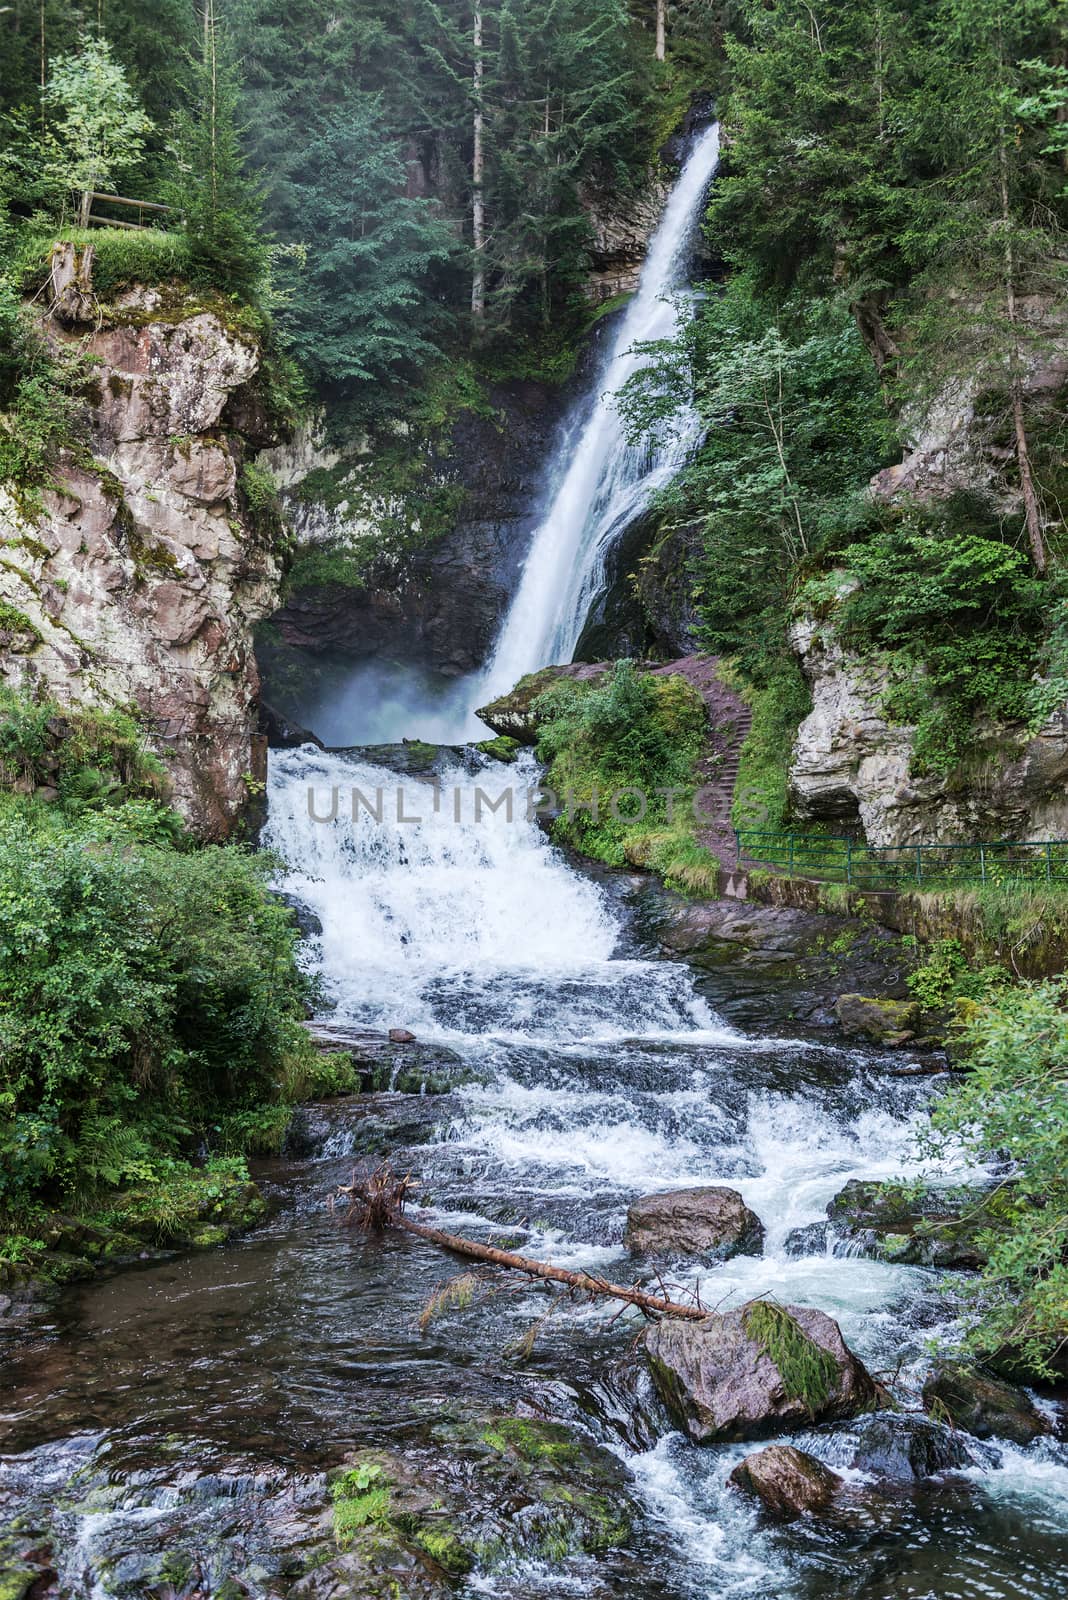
[644,1300,880,1444]
[846,1413,974,1481]
[475,664,610,744]
[728,1445,843,1521]
[625,1187,765,1261]
[836,994,920,1044]
[922,1362,1052,1446]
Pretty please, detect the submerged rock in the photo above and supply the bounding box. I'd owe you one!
[625,1186,765,1261]
[922,1362,1052,1446]
[644,1300,880,1444]
[728,1444,843,1520]
[826,1179,1008,1269]
[836,993,920,1044]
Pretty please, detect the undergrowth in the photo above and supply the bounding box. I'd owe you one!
[533,660,720,889]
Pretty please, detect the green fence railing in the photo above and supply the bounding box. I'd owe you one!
[735,830,1068,890]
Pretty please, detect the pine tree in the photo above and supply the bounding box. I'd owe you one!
[169,0,262,294]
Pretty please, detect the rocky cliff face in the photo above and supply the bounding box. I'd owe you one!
[0,289,282,837]
[262,376,571,687]
[788,616,1068,846]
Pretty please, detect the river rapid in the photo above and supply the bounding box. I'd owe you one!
[2,747,1066,1599]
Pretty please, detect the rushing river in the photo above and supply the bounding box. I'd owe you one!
[3,746,1065,1598]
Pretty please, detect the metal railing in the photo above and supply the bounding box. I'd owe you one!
[735,830,1068,890]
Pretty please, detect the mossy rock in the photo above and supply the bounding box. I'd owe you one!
[302,1425,634,1594]
[474,735,521,764]
[835,993,920,1044]
[476,665,607,744]
[826,1180,1009,1269]
[645,1301,880,1443]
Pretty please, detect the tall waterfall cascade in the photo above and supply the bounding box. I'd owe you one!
[474,122,721,710]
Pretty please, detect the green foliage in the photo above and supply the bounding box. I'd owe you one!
[0,692,316,1220]
[723,658,810,833]
[44,34,153,226]
[533,661,707,867]
[923,981,1068,1378]
[621,276,895,685]
[0,317,94,494]
[166,4,264,296]
[742,1299,840,1416]
[906,938,1009,1011]
[837,497,1045,773]
[0,686,167,802]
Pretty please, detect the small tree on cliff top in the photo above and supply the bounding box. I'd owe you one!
[44,34,152,226]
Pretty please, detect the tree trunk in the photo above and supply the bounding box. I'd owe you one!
[655,0,666,61]
[335,1168,708,1322]
[471,3,486,324]
[998,107,1045,574]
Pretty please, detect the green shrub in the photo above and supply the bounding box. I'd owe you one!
[533,661,707,868]
[0,801,315,1214]
[923,981,1068,1378]
[838,497,1045,774]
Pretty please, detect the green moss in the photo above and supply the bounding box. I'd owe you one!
[475,735,521,763]
[0,1566,37,1600]
[0,601,41,643]
[742,1300,839,1417]
[330,1462,393,1550]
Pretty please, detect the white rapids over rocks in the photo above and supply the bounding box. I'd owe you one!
[265,741,1068,1599]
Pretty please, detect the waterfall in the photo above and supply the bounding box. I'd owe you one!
[474,122,720,707]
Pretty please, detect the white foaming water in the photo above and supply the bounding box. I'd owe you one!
[474,124,720,711]
[264,730,1068,1594]
[265,745,717,1039]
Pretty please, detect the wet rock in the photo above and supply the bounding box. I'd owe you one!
[260,699,325,750]
[728,1444,843,1520]
[846,1413,974,1481]
[826,1179,1008,1269]
[644,1300,880,1444]
[275,892,324,940]
[783,1223,832,1258]
[625,1186,765,1261]
[283,1093,465,1160]
[307,1023,479,1095]
[836,994,920,1044]
[922,1362,1052,1445]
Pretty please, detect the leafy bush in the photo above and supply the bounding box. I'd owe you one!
[923,981,1068,1378]
[838,497,1045,773]
[0,316,95,492]
[0,796,315,1215]
[533,661,711,874]
[0,686,168,807]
